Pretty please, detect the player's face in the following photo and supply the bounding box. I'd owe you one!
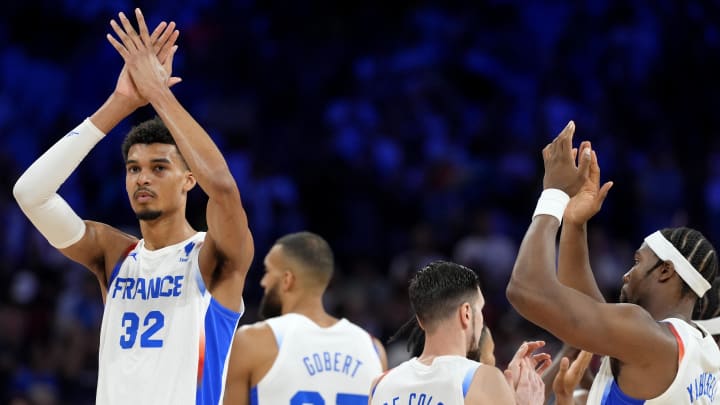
[620,243,662,305]
[125,143,191,221]
[259,244,287,319]
[466,288,485,360]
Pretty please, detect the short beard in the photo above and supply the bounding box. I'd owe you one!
[136,210,162,221]
[466,311,480,361]
[258,285,283,320]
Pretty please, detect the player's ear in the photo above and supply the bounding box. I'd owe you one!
[657,260,674,282]
[183,171,197,192]
[281,270,295,292]
[459,302,472,328]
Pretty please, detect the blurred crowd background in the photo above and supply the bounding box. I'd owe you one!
[2,0,720,403]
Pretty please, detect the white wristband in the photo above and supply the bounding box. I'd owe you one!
[532,188,570,225]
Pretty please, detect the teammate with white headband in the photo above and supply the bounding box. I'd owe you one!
[507,120,720,404]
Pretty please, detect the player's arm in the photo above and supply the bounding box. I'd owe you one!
[13,20,178,288]
[506,123,675,366]
[465,365,517,405]
[507,214,676,365]
[557,144,612,302]
[372,337,389,371]
[108,9,253,311]
[224,323,277,405]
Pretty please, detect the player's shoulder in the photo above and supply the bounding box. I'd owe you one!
[235,320,273,342]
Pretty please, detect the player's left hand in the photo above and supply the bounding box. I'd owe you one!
[541,121,591,197]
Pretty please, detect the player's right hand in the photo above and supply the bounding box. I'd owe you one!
[541,121,591,197]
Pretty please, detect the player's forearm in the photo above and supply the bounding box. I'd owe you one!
[148,88,241,199]
[90,92,138,134]
[506,216,562,318]
[558,222,605,302]
[13,119,106,248]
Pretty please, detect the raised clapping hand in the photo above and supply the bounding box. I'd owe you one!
[504,341,552,405]
[563,141,614,226]
[113,17,180,109]
[107,8,182,102]
[541,121,592,198]
[552,350,593,405]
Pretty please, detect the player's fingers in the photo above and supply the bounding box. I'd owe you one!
[109,19,136,51]
[149,21,167,44]
[106,32,129,59]
[118,11,143,50]
[135,8,151,43]
[156,22,177,56]
[577,144,592,179]
[158,31,179,63]
[568,351,593,377]
[552,357,570,391]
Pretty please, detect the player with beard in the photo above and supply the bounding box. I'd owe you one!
[12,9,253,405]
[507,121,720,404]
[369,260,547,405]
[223,231,387,404]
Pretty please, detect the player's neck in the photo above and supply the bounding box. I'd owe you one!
[284,297,337,328]
[645,295,695,323]
[139,214,196,250]
[418,328,467,364]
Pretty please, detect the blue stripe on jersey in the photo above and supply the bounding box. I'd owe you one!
[195,265,207,295]
[108,243,138,288]
[601,380,645,404]
[196,297,242,405]
[250,386,258,405]
[462,364,479,397]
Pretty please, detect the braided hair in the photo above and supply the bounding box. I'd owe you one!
[660,227,718,299]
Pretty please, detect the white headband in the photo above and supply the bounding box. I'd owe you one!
[644,231,711,298]
[695,318,720,335]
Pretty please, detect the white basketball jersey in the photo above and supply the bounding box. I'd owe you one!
[586,318,720,404]
[370,356,480,405]
[251,313,383,404]
[96,232,243,405]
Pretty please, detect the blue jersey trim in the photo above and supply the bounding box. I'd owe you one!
[462,364,479,397]
[601,380,646,404]
[250,386,258,405]
[107,242,138,289]
[196,297,242,405]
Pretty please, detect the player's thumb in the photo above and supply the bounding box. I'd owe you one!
[598,181,613,206]
[504,369,515,388]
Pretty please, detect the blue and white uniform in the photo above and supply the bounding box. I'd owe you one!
[370,356,480,405]
[586,318,720,404]
[96,232,243,405]
[250,313,383,404]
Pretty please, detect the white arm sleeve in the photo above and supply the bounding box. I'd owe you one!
[13,118,106,248]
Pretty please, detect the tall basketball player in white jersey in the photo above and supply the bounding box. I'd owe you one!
[507,121,720,404]
[369,260,547,405]
[223,231,387,404]
[13,9,253,405]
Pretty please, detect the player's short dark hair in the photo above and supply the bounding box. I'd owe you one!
[660,227,718,300]
[275,231,334,286]
[121,116,187,167]
[408,260,480,331]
